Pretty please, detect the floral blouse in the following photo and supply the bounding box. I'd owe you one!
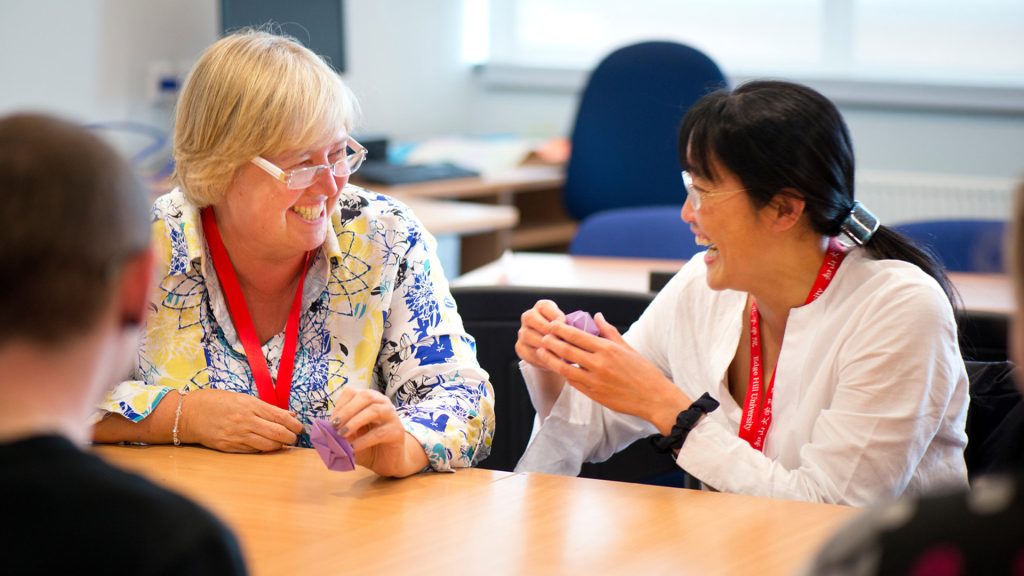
[100,186,494,471]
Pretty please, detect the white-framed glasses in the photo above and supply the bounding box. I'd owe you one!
[252,138,367,190]
[682,170,747,210]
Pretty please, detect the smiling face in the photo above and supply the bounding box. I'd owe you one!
[217,130,350,261]
[681,155,775,293]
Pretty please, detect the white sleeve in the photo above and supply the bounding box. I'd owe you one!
[514,262,701,476]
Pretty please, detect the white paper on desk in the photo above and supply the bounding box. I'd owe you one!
[404,137,534,176]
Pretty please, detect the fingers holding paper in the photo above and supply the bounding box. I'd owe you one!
[515,299,566,368]
[330,387,427,477]
[534,313,690,432]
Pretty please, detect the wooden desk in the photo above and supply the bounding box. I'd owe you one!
[396,197,518,275]
[402,197,519,237]
[96,445,857,576]
[355,165,574,271]
[453,252,1014,315]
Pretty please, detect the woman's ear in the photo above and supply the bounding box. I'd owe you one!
[117,248,155,328]
[767,189,806,232]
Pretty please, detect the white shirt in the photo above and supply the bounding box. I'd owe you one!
[516,248,969,506]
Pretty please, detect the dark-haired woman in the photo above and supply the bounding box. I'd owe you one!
[514,80,968,506]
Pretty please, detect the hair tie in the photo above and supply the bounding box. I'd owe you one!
[840,201,879,246]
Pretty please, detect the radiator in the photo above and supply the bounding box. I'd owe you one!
[856,170,1016,224]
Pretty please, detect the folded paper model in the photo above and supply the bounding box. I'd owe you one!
[565,310,600,336]
[309,418,356,472]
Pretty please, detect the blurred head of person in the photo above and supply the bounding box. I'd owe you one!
[0,113,152,442]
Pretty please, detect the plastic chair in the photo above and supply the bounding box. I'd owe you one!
[564,41,726,221]
[894,219,1008,273]
[570,205,702,260]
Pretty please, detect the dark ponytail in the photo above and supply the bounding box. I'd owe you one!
[861,226,960,310]
[680,80,959,310]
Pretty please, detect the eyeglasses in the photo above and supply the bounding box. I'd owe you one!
[251,138,367,190]
[682,170,747,210]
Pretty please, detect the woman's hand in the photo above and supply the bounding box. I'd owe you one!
[330,388,428,478]
[534,313,690,433]
[515,299,574,419]
[515,299,566,369]
[179,389,305,453]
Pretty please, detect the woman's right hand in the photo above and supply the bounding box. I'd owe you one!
[179,389,305,453]
[515,299,566,369]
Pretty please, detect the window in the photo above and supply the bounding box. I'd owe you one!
[479,0,1024,109]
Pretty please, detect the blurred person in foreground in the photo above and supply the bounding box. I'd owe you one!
[0,113,246,574]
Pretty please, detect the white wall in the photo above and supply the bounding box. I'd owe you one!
[344,0,473,139]
[1,0,1021,182]
[0,0,215,125]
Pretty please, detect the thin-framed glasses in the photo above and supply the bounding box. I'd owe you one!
[252,138,368,190]
[682,170,747,210]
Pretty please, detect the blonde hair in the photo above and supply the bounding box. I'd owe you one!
[173,29,359,206]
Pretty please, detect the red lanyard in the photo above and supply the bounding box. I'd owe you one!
[739,239,846,452]
[200,207,309,410]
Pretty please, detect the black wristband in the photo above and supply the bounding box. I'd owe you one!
[651,392,720,453]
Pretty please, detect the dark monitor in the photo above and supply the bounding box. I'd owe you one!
[220,0,346,73]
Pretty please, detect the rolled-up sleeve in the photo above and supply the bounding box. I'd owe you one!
[378,221,495,472]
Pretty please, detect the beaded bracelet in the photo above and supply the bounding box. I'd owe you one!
[172,389,189,447]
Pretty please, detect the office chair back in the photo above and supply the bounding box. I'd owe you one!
[957,310,1009,362]
[452,285,687,485]
[570,205,703,260]
[965,360,1022,480]
[893,219,1008,273]
[564,41,726,221]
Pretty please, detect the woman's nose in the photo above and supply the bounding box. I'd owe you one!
[313,166,341,193]
[681,194,696,223]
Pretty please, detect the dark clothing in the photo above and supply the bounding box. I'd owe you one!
[0,435,247,575]
[805,471,1024,575]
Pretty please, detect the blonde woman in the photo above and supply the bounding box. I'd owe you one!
[94,30,494,477]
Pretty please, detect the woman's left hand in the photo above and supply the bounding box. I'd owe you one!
[330,388,428,477]
[535,313,690,433]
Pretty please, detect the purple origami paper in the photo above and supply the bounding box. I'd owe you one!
[565,310,600,336]
[309,418,356,472]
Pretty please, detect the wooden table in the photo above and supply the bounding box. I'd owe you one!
[402,197,519,237]
[355,165,574,272]
[396,197,518,275]
[454,252,1013,315]
[96,445,857,576]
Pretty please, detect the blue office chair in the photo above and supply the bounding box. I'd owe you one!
[569,205,703,260]
[893,219,1008,273]
[564,41,726,221]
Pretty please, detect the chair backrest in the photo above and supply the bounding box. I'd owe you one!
[452,285,684,484]
[893,219,1008,273]
[957,310,1010,362]
[570,205,702,260]
[564,41,726,221]
[965,360,1023,480]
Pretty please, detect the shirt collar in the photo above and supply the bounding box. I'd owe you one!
[160,188,207,278]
